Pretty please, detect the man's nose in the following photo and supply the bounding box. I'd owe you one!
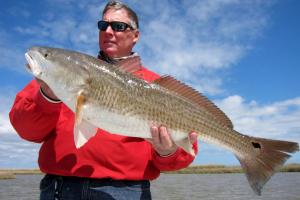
[104,25,114,34]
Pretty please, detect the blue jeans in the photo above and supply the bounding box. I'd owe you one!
[40,174,152,200]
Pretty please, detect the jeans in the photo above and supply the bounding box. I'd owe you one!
[40,174,152,200]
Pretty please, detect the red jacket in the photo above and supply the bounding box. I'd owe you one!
[9,66,197,180]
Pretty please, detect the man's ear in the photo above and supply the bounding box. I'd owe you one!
[133,30,140,44]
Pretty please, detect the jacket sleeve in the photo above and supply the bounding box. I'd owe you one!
[9,80,62,143]
[151,142,198,171]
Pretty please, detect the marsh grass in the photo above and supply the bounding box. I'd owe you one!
[0,169,42,180]
[164,163,300,174]
[0,164,299,179]
[280,163,300,172]
[0,172,16,179]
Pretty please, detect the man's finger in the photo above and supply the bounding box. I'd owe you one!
[150,126,161,145]
[189,131,198,144]
[159,126,173,148]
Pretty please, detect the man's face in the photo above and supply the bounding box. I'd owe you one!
[99,8,139,58]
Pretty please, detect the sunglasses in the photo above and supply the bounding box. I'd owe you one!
[97,20,134,32]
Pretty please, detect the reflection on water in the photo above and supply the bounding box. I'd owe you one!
[0,173,299,200]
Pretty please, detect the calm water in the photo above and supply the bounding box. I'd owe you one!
[0,173,299,200]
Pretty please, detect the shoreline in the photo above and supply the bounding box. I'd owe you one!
[1,164,300,180]
[0,169,42,180]
[165,163,300,174]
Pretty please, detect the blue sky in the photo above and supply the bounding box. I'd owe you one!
[0,0,299,169]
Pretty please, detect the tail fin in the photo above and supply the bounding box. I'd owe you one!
[236,136,299,195]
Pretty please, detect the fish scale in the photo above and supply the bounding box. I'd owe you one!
[86,68,258,157]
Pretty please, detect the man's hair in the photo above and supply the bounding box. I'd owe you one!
[102,0,139,29]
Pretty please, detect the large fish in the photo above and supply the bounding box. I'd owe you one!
[25,46,299,195]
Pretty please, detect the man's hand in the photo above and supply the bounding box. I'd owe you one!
[149,125,198,156]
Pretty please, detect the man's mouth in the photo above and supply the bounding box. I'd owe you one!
[104,40,116,45]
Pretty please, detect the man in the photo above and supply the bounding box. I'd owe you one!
[9,1,198,199]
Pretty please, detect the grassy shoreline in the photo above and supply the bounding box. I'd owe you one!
[165,163,300,174]
[0,169,42,179]
[1,164,300,180]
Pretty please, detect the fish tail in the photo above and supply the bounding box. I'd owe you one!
[236,136,299,195]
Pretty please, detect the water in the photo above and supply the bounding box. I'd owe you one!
[0,173,299,200]
[0,174,40,200]
[151,173,300,200]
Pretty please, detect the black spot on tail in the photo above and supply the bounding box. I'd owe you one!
[252,142,261,149]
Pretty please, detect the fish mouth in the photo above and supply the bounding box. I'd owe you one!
[25,52,33,71]
[25,51,42,77]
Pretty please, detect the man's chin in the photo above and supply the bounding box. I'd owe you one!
[102,48,118,58]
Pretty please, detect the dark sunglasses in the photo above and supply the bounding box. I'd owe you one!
[97,20,134,32]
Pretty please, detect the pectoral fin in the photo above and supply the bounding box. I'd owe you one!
[74,119,98,148]
[74,91,98,148]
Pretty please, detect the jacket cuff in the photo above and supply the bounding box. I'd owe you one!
[32,87,62,113]
[151,142,198,171]
[39,88,61,103]
[152,148,182,164]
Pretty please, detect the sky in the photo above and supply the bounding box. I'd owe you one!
[0,0,299,169]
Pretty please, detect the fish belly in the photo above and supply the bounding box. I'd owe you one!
[83,104,152,138]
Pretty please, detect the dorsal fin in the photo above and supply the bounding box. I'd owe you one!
[154,75,233,129]
[116,55,143,74]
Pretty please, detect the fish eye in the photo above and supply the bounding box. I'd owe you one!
[44,53,48,58]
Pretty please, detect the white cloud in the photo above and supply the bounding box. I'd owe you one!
[0,88,18,135]
[0,114,15,135]
[216,95,300,143]
[0,87,40,169]
[0,134,40,169]
[136,0,273,95]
